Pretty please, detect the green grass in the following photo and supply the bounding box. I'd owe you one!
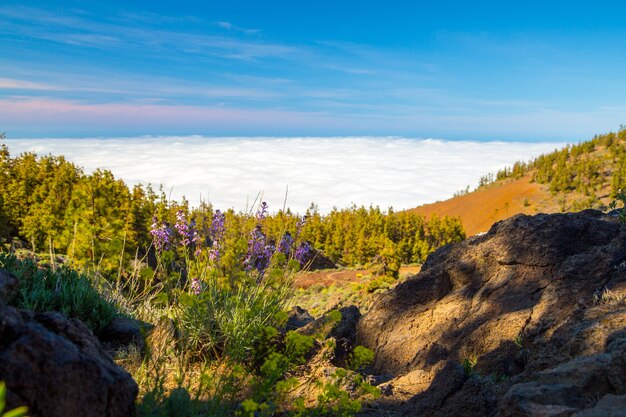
[0,253,119,334]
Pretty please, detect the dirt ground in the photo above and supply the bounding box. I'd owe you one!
[294,265,421,289]
[410,173,612,236]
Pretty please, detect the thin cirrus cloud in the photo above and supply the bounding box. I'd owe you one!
[4,137,564,214]
[0,6,298,61]
[0,96,623,141]
[0,78,63,91]
[2,3,626,140]
[0,97,333,130]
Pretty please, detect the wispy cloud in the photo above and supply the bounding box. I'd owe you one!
[213,21,261,35]
[0,6,296,60]
[0,78,62,91]
[2,4,625,140]
[1,95,623,140]
[0,97,338,132]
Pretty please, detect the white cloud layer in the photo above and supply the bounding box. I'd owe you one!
[5,137,565,214]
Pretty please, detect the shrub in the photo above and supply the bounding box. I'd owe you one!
[0,253,119,334]
[609,188,626,224]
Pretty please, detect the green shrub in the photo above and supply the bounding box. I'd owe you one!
[365,275,396,293]
[175,276,291,361]
[609,188,626,224]
[0,253,119,334]
[348,346,375,372]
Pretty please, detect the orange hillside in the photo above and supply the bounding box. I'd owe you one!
[410,175,551,236]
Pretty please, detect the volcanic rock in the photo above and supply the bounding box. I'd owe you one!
[0,269,18,304]
[357,210,626,416]
[0,305,138,417]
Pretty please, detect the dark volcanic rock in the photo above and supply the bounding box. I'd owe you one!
[302,246,337,270]
[100,315,152,354]
[497,332,626,417]
[284,306,314,331]
[0,305,138,417]
[356,210,626,416]
[0,269,18,304]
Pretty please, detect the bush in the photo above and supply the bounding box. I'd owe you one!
[176,276,291,361]
[0,253,119,334]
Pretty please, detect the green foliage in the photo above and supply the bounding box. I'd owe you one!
[609,188,626,224]
[175,277,291,361]
[285,331,315,362]
[0,382,29,417]
[0,253,118,334]
[365,275,396,293]
[462,356,477,377]
[289,205,464,267]
[478,127,626,211]
[0,141,447,417]
[348,346,375,372]
[311,368,379,417]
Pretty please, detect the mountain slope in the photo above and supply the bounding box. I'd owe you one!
[411,128,626,236]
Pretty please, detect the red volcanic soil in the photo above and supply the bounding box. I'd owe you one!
[410,175,553,236]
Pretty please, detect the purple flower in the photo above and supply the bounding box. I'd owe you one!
[190,278,202,295]
[175,210,192,246]
[244,226,271,273]
[150,217,172,251]
[210,210,225,241]
[278,232,293,255]
[295,242,310,264]
[207,210,226,262]
[256,202,268,220]
[208,247,220,262]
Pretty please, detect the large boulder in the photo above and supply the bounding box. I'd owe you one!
[0,269,18,304]
[0,305,138,417]
[357,210,626,416]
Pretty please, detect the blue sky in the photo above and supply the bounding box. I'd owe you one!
[1,1,625,140]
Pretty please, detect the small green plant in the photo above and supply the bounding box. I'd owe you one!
[462,356,477,376]
[514,334,524,348]
[365,275,395,293]
[312,368,380,417]
[609,189,626,224]
[0,382,29,417]
[348,346,375,372]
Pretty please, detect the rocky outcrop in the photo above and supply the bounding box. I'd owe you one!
[284,306,315,331]
[100,315,151,354]
[0,304,138,417]
[0,269,18,304]
[303,247,337,270]
[357,210,626,416]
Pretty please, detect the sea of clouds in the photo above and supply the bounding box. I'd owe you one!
[5,136,565,214]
